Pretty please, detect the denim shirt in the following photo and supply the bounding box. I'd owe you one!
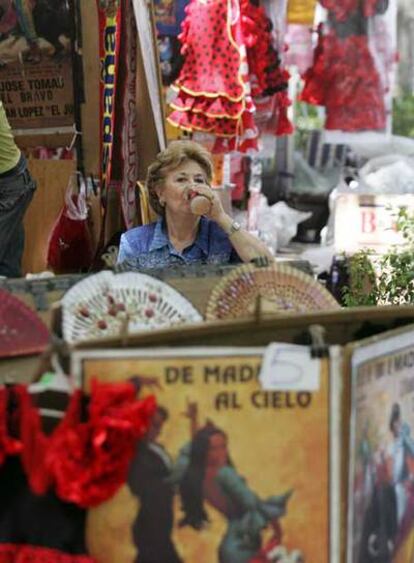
[117,216,241,269]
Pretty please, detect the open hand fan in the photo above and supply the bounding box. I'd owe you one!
[205,263,340,321]
[61,271,203,344]
[0,289,50,358]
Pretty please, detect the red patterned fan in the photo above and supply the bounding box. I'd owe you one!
[205,263,340,320]
[0,289,50,358]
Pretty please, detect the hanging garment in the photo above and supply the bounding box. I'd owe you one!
[300,18,387,132]
[0,380,155,561]
[319,0,385,22]
[169,0,293,151]
[168,0,259,152]
[0,380,157,562]
[240,0,287,98]
[0,454,95,563]
[0,384,92,562]
[15,381,156,507]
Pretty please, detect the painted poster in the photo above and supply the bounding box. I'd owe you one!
[348,328,414,563]
[0,0,74,130]
[72,347,332,563]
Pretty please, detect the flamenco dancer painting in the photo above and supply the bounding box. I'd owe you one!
[170,401,295,563]
[81,351,329,563]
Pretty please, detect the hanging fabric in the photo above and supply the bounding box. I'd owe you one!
[168,0,259,152]
[16,381,156,507]
[168,0,293,152]
[300,0,397,136]
[110,0,139,230]
[0,379,156,561]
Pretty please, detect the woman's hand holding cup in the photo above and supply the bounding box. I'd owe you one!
[184,183,225,221]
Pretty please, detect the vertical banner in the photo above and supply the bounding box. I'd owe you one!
[0,0,74,131]
[348,328,414,563]
[73,347,333,563]
[96,0,122,201]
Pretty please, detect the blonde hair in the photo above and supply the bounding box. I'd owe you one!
[146,140,213,216]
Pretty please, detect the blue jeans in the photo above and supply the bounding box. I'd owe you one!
[0,156,36,277]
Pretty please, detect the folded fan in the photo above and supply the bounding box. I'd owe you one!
[61,271,203,344]
[205,263,340,321]
[0,289,50,358]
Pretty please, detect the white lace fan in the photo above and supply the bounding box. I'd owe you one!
[61,271,202,344]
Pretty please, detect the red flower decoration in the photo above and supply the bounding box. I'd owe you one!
[16,380,156,508]
[0,543,96,562]
[46,380,156,507]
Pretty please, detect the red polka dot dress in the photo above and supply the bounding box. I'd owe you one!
[168,0,259,152]
[168,0,293,150]
[300,0,389,133]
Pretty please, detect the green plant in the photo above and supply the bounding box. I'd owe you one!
[342,250,377,307]
[342,208,414,306]
[392,94,414,138]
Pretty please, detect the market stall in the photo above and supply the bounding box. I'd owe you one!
[1,0,414,562]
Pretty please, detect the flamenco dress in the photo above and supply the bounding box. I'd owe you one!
[300,0,388,132]
[0,382,156,562]
[168,0,259,153]
[240,0,293,136]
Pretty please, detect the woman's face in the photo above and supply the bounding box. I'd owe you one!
[156,160,208,216]
[206,433,228,467]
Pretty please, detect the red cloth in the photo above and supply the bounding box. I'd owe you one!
[168,0,259,152]
[319,0,380,21]
[0,388,22,467]
[301,29,386,131]
[240,0,288,98]
[174,0,245,101]
[46,194,94,274]
[0,544,95,563]
[16,381,156,508]
[300,24,326,106]
[169,0,292,150]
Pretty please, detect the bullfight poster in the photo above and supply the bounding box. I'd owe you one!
[348,327,414,563]
[72,347,334,563]
[0,0,74,130]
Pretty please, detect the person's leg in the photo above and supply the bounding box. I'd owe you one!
[0,170,36,277]
[0,215,25,277]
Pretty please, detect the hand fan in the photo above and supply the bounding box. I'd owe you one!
[0,289,50,358]
[205,263,340,321]
[61,271,203,344]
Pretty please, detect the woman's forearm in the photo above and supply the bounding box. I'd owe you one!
[216,214,274,263]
